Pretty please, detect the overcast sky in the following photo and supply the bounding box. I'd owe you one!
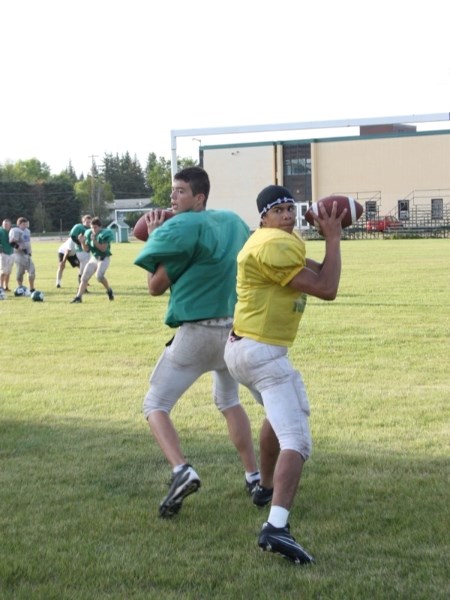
[1,0,449,176]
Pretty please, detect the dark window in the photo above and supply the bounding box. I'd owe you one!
[365,201,378,218]
[431,198,443,220]
[283,144,312,203]
[398,200,410,220]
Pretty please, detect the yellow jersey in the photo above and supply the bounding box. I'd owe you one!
[233,228,307,346]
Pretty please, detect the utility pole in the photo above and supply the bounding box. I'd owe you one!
[88,155,98,214]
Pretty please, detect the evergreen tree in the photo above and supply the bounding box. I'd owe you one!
[101,152,149,199]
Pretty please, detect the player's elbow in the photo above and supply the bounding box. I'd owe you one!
[323,290,337,301]
[148,281,166,296]
[315,282,338,301]
[148,287,163,296]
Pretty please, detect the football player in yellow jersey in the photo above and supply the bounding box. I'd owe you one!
[225,185,346,565]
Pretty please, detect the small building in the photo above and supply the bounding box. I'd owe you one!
[108,220,130,243]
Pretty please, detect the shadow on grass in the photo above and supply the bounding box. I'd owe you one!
[1,419,448,600]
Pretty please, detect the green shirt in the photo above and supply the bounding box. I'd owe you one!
[134,210,250,328]
[0,227,13,255]
[85,228,114,259]
[69,223,88,252]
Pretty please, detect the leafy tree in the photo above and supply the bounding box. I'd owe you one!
[74,176,113,220]
[0,180,81,232]
[145,154,171,207]
[145,154,197,207]
[39,182,82,232]
[0,158,51,183]
[1,154,197,230]
[32,202,53,233]
[0,181,35,221]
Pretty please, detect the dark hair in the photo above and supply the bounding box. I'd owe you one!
[91,217,102,226]
[174,167,210,200]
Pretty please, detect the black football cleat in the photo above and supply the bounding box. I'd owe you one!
[159,464,201,518]
[258,522,315,565]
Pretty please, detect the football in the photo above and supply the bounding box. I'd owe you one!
[14,286,28,297]
[305,195,363,229]
[31,290,45,302]
[133,209,175,242]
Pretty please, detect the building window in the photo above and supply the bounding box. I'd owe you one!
[365,201,378,218]
[284,157,311,176]
[431,198,443,220]
[283,144,312,203]
[398,200,410,221]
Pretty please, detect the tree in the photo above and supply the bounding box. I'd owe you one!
[145,154,197,207]
[56,161,78,185]
[0,181,35,221]
[0,158,51,183]
[74,176,113,220]
[101,152,150,199]
[0,180,81,232]
[40,182,82,232]
[1,154,197,230]
[145,154,171,207]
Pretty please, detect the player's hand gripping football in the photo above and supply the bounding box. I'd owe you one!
[314,200,346,238]
[145,210,166,236]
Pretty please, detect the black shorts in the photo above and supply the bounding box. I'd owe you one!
[58,253,80,268]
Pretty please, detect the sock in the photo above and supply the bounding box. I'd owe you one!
[173,463,188,474]
[268,506,289,528]
[245,470,260,484]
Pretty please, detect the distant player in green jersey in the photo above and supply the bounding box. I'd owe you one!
[0,218,14,291]
[70,217,114,303]
[69,214,92,284]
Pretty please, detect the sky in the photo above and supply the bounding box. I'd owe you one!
[1,0,450,176]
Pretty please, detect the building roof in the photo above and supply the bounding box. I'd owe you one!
[107,198,152,210]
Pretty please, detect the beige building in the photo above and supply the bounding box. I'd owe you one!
[200,124,450,231]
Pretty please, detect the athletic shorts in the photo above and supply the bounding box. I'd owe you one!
[14,253,35,280]
[143,319,240,417]
[81,255,110,283]
[58,253,80,268]
[224,335,312,459]
[0,253,14,275]
[76,251,91,274]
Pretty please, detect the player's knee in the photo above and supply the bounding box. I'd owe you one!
[143,393,174,418]
[278,428,312,460]
[215,395,240,412]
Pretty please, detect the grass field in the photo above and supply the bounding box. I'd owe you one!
[1,237,449,599]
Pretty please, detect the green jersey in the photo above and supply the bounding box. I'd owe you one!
[70,223,88,252]
[134,210,250,328]
[85,228,114,259]
[0,227,13,255]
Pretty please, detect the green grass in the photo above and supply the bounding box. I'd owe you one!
[1,238,449,599]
